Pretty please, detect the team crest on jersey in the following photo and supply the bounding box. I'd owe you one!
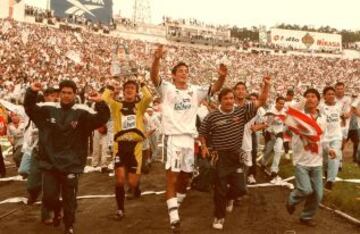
[70,121,79,129]
[187,91,193,96]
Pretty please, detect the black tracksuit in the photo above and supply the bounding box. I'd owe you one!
[24,88,110,228]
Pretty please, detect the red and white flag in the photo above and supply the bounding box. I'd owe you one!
[280,107,323,153]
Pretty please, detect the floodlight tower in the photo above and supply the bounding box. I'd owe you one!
[132,0,151,24]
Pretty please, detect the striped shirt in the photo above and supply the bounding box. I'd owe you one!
[199,103,257,151]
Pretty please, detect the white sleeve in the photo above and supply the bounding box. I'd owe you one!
[156,79,170,97]
[351,98,360,108]
[195,85,211,103]
[342,97,352,113]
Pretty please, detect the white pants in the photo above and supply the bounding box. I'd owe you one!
[92,131,108,168]
[149,133,160,160]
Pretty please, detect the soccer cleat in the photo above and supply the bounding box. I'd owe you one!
[247,174,256,184]
[286,201,295,215]
[114,210,124,221]
[300,218,317,227]
[212,218,225,230]
[64,226,75,234]
[170,220,180,234]
[324,181,333,191]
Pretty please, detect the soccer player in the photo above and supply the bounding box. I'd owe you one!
[150,44,227,233]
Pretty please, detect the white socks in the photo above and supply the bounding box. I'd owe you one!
[176,193,186,205]
[167,197,179,224]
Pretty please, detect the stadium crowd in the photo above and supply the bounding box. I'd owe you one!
[0,18,360,234]
[1,19,359,103]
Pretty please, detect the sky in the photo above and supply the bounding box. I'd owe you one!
[25,0,360,31]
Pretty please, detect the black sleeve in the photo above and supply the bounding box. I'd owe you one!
[85,101,110,132]
[23,88,45,128]
[198,113,211,137]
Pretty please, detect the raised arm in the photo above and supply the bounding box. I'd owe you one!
[102,80,120,112]
[86,92,111,131]
[150,45,166,87]
[138,84,153,114]
[23,82,45,127]
[210,64,227,95]
[254,75,271,109]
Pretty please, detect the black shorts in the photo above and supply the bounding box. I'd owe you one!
[114,141,142,174]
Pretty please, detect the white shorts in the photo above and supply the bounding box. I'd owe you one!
[163,135,194,173]
[342,127,349,140]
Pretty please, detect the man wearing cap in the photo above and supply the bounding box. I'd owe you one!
[24,80,110,234]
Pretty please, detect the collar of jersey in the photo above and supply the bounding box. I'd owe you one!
[218,106,235,115]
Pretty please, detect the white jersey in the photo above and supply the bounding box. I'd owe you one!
[319,102,343,142]
[157,80,209,136]
[197,104,209,122]
[265,107,286,134]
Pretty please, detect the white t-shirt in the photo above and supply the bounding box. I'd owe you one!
[242,108,264,152]
[21,122,39,154]
[351,98,360,127]
[7,122,26,149]
[319,102,343,142]
[292,111,327,167]
[157,80,209,136]
[336,95,352,130]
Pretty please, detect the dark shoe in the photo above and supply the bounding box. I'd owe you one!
[270,171,277,178]
[42,218,53,226]
[300,218,317,227]
[27,196,37,205]
[286,202,295,215]
[324,171,328,180]
[101,167,110,173]
[64,226,75,234]
[324,181,333,191]
[339,160,343,172]
[53,214,62,227]
[20,173,28,180]
[127,187,141,200]
[170,220,180,234]
[114,210,124,221]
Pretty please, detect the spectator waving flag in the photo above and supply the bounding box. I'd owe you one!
[280,107,323,153]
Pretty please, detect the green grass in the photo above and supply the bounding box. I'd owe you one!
[338,163,360,179]
[278,159,360,220]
